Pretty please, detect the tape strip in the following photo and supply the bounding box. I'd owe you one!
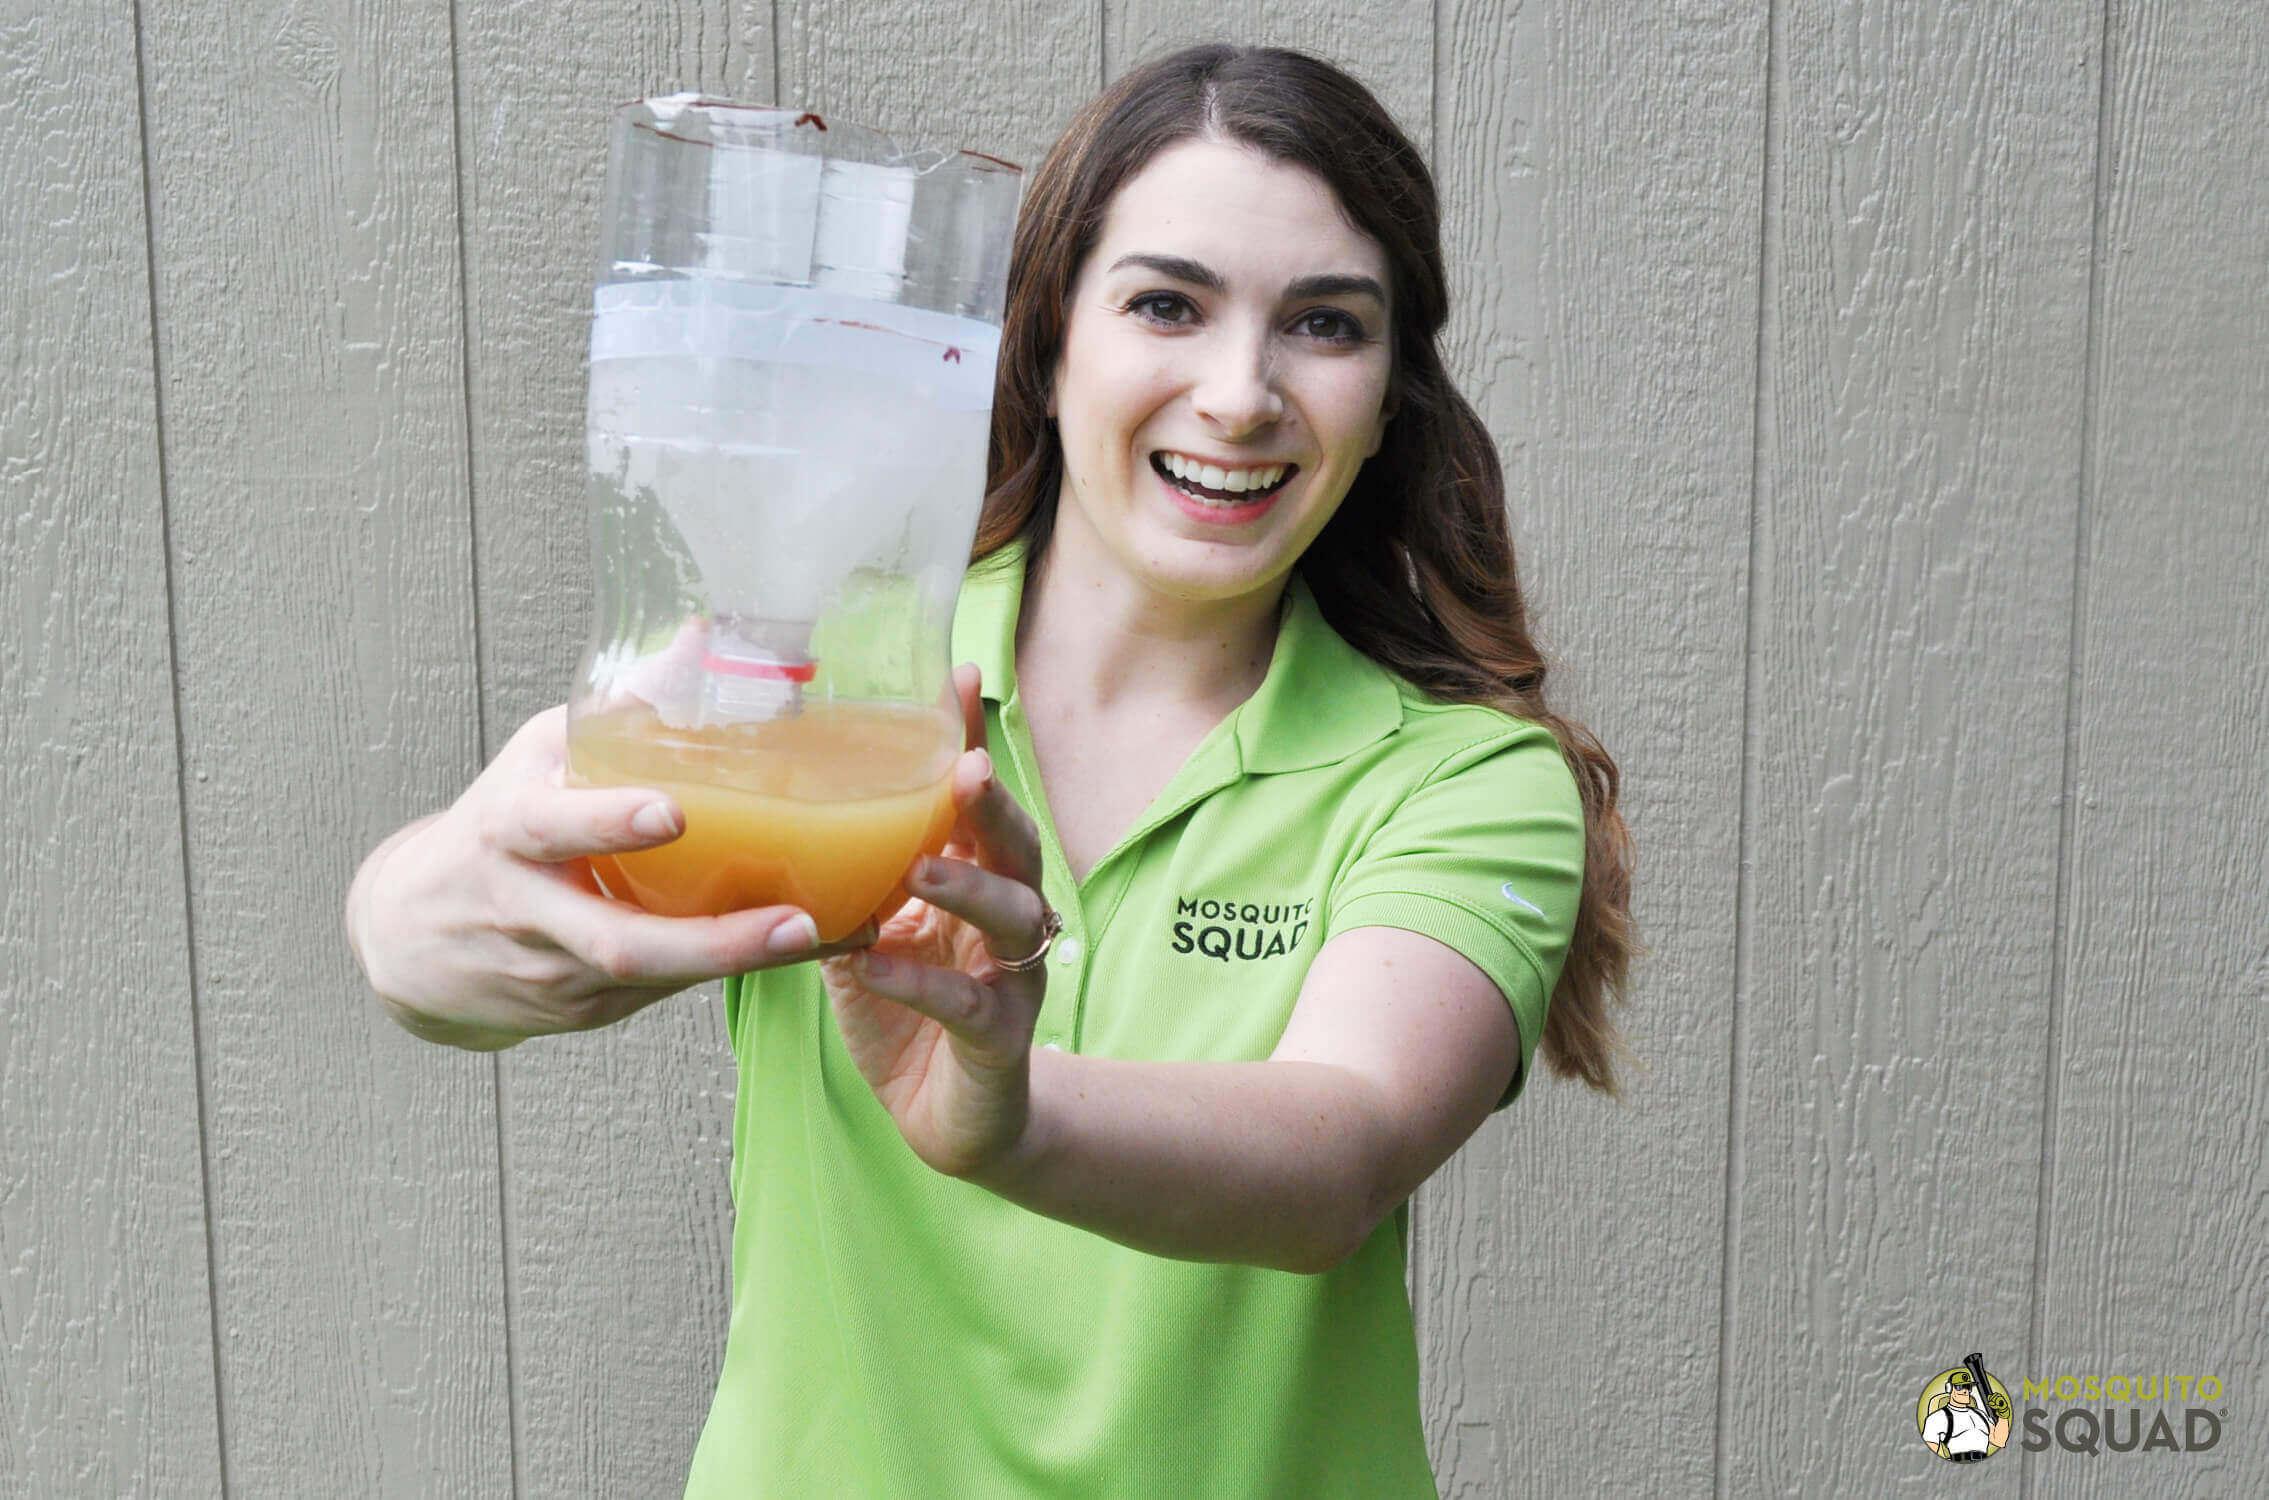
[590,281,1001,411]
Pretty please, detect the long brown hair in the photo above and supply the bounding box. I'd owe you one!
[973,43,1640,1097]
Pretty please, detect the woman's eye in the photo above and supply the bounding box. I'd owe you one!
[1298,309,1366,343]
[1126,292,1192,325]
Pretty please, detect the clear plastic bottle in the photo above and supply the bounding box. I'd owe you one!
[566,96,1023,939]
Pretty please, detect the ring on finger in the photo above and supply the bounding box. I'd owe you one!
[991,905,1063,973]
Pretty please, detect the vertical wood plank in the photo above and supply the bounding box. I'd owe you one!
[1730,1,2098,1489]
[2036,3,2269,1490]
[452,9,776,1491]
[136,0,507,1491]
[0,10,224,1494]
[1428,2,1764,1494]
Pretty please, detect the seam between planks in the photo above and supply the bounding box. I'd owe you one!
[2021,4,2118,1497]
[1714,1,1779,1496]
[440,0,518,1493]
[130,0,232,1490]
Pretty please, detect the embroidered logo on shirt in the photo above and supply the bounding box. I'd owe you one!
[1169,894,1314,963]
[1500,882,1545,917]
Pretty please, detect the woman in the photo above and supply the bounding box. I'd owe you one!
[348,42,1636,1496]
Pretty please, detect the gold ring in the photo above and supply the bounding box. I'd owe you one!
[992,906,1063,973]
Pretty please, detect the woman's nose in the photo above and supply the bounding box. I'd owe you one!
[1189,329,1285,436]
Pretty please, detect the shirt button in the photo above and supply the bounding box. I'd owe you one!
[1054,936,1083,968]
[1040,1041,1064,1051]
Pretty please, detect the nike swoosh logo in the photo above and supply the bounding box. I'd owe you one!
[1500,883,1544,917]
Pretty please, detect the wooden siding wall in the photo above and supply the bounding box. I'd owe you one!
[5,2,2263,1495]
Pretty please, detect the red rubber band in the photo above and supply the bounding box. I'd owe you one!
[702,652,817,682]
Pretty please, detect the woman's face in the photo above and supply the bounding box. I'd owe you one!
[1047,138,1396,602]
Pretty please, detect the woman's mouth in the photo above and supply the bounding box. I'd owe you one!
[1148,451,1297,526]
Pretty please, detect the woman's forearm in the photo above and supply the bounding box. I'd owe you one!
[961,1050,1385,1275]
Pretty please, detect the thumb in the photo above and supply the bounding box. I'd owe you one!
[955,662,985,752]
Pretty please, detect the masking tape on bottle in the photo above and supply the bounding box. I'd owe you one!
[590,280,1001,412]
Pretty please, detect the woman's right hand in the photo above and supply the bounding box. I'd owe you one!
[344,704,877,1050]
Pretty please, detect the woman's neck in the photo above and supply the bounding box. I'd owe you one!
[1011,513,1288,720]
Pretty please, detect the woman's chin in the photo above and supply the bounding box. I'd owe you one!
[1056,478,1317,599]
[1127,530,1299,601]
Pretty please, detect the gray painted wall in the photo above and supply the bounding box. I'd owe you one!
[5,2,2262,1495]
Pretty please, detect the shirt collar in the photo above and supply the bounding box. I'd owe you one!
[950,532,1405,775]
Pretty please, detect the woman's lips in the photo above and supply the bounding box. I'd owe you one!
[1155,465,1284,526]
[1149,452,1293,527]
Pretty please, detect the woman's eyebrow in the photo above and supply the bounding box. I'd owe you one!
[1106,253,1385,305]
[1284,272,1386,304]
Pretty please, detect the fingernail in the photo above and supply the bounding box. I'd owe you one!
[972,749,993,787]
[767,913,820,955]
[632,801,679,839]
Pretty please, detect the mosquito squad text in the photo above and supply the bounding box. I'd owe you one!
[1170,894,1314,963]
[2017,1374,2228,1457]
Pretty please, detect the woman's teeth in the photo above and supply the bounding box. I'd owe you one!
[1152,452,1292,502]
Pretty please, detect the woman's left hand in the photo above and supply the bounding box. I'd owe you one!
[818,662,1055,1180]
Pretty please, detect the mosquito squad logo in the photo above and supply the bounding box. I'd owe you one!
[1917,1354,2013,1463]
[1913,1354,2231,1467]
[1168,893,1314,963]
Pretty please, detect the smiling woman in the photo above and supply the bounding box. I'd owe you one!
[345,37,1637,1500]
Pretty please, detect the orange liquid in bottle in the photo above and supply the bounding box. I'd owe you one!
[567,699,961,941]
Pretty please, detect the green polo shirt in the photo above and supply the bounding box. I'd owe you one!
[686,535,1584,1497]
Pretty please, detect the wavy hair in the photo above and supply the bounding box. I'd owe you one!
[972,43,1639,1096]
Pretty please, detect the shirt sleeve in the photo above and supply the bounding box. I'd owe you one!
[1323,726,1586,1111]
